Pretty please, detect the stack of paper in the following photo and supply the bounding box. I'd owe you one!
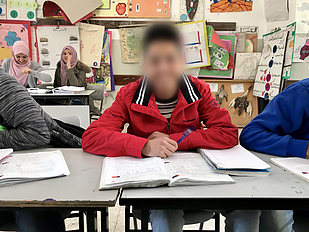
[55,86,85,93]
[0,150,70,187]
[198,145,271,176]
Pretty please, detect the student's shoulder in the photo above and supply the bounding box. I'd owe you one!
[2,58,11,67]
[188,75,211,94]
[295,78,309,92]
[117,77,143,99]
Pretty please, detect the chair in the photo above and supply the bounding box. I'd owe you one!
[58,115,82,127]
[126,206,220,232]
[87,84,105,119]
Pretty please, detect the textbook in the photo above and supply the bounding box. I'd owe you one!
[198,145,271,177]
[270,157,309,182]
[99,152,234,190]
[0,150,70,187]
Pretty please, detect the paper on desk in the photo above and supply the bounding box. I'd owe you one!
[0,149,13,163]
[55,86,85,93]
[264,0,289,22]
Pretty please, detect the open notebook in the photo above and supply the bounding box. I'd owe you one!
[0,150,70,187]
[198,145,271,176]
[99,152,235,190]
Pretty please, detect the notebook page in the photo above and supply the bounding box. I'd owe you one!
[0,149,13,162]
[164,152,234,187]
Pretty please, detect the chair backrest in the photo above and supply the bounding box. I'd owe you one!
[58,115,82,127]
[87,84,105,101]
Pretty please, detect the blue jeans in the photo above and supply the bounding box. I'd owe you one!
[149,210,294,232]
[0,211,66,232]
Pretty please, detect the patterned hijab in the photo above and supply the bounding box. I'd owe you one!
[60,45,78,86]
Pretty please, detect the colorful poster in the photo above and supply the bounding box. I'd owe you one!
[180,0,204,21]
[93,0,128,18]
[293,34,309,62]
[0,0,7,19]
[282,23,296,79]
[0,20,32,65]
[210,0,252,13]
[101,30,112,65]
[7,0,37,21]
[78,23,105,68]
[177,21,210,69]
[36,25,80,69]
[253,30,288,100]
[128,0,170,18]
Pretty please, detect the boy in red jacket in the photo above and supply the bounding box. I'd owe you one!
[82,23,239,232]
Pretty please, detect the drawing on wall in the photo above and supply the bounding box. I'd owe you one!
[210,0,252,13]
[264,0,289,22]
[0,21,32,65]
[293,34,309,62]
[79,23,105,68]
[234,53,261,80]
[282,23,296,79]
[296,0,309,33]
[120,27,145,63]
[253,30,288,100]
[128,0,170,18]
[229,85,253,116]
[0,0,6,19]
[101,30,112,65]
[36,25,80,69]
[93,0,128,18]
[180,0,204,21]
[7,0,37,21]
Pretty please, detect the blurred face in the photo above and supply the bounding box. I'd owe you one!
[62,49,72,63]
[15,53,28,65]
[143,40,184,98]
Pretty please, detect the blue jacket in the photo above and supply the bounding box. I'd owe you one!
[240,78,309,158]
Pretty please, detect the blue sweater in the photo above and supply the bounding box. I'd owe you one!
[240,78,309,158]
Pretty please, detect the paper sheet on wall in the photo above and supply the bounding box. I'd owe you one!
[296,0,309,33]
[0,21,31,65]
[6,0,37,21]
[101,30,112,65]
[210,0,252,13]
[36,25,80,69]
[0,0,7,19]
[185,68,200,78]
[180,0,204,22]
[93,0,128,18]
[78,23,105,68]
[293,34,309,62]
[282,23,296,79]
[264,0,289,22]
[234,53,261,80]
[177,21,210,69]
[253,30,288,100]
[235,32,246,53]
[50,0,102,23]
[128,0,170,18]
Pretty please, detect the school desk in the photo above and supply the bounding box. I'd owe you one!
[31,90,95,128]
[0,148,119,232]
[119,151,309,232]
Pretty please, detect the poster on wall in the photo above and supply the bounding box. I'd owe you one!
[128,0,170,18]
[93,0,128,18]
[0,20,32,65]
[180,0,204,21]
[296,0,309,33]
[210,0,252,13]
[36,25,80,69]
[78,23,105,68]
[253,30,288,100]
[264,0,289,22]
[0,0,7,19]
[7,0,38,21]
[293,34,309,62]
[282,23,296,79]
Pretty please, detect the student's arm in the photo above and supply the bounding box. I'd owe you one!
[169,82,238,150]
[0,71,51,150]
[82,87,148,157]
[1,58,11,73]
[240,82,309,158]
[66,69,87,87]
[53,68,61,88]
[29,61,52,82]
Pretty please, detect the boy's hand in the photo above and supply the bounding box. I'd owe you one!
[147,131,169,140]
[142,137,178,158]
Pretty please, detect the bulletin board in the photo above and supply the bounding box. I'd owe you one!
[0,20,32,65]
[204,79,258,127]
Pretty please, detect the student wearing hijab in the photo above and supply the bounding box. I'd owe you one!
[1,41,51,87]
[54,45,102,115]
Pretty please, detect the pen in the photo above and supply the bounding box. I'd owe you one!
[177,126,196,144]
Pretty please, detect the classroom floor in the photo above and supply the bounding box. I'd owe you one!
[64,204,227,231]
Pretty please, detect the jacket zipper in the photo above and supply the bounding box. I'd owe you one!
[167,123,171,134]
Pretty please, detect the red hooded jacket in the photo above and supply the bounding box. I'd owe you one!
[82,74,238,157]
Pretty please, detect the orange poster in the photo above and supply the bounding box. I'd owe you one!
[210,0,252,13]
[128,0,170,18]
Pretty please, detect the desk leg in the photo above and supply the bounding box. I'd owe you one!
[141,210,149,232]
[101,208,109,232]
[125,206,130,232]
[86,210,98,232]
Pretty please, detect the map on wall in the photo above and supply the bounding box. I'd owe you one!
[210,0,252,13]
[253,30,288,101]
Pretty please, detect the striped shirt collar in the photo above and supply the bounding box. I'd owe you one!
[132,73,202,106]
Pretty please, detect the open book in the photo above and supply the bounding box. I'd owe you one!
[0,150,70,187]
[198,145,271,176]
[99,152,234,190]
[271,157,309,182]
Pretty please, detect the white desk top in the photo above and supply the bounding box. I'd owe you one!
[121,152,309,201]
[0,148,118,208]
[30,90,95,97]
